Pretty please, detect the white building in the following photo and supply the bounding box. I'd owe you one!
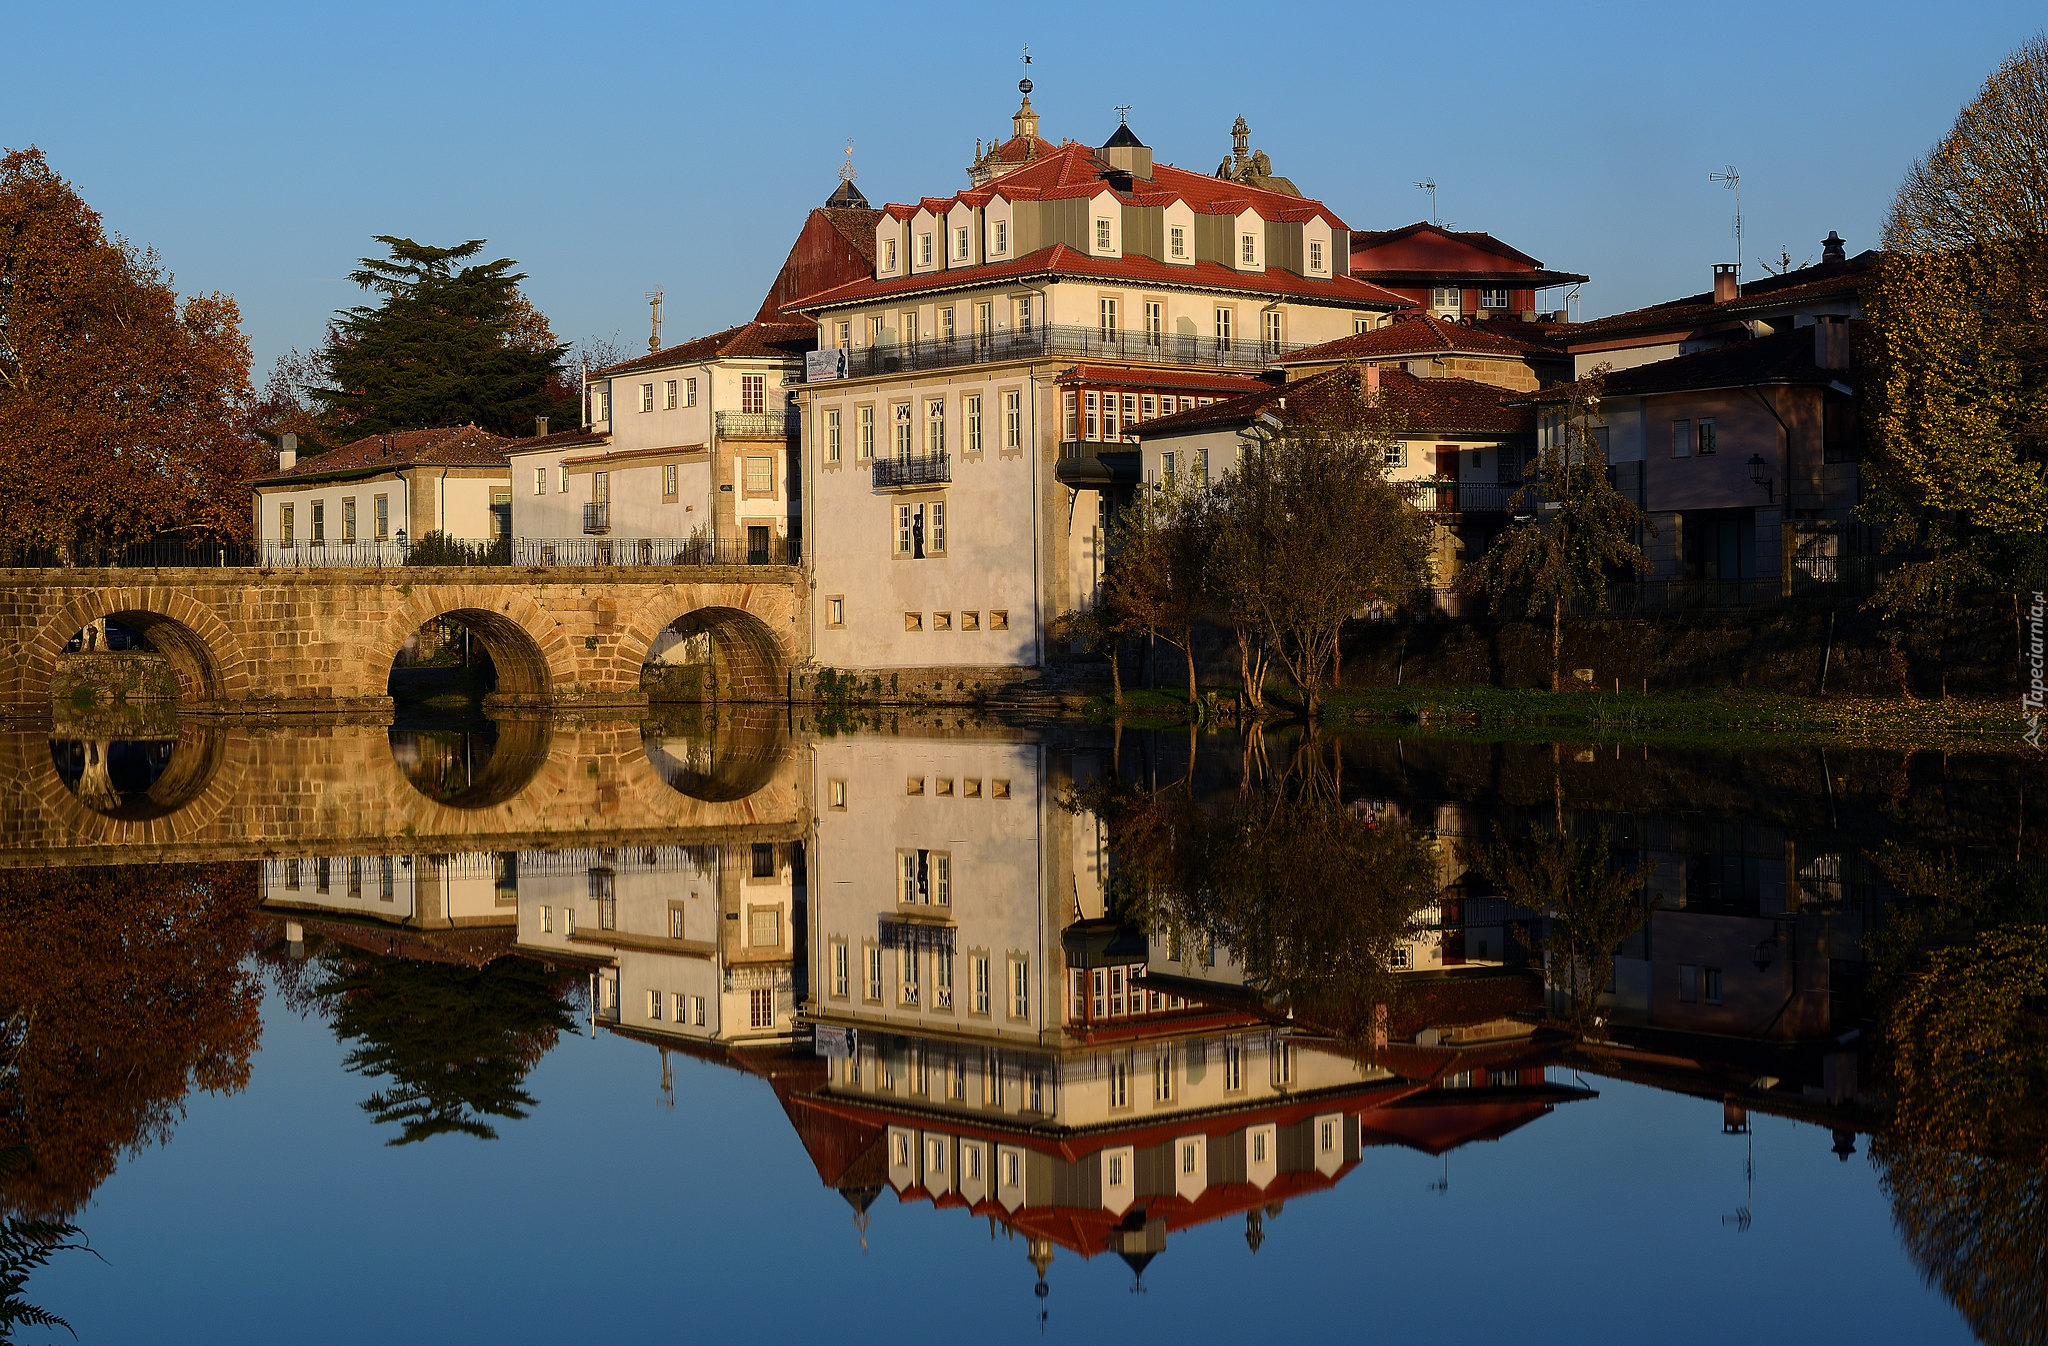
[248,426,511,563]
[791,99,1410,678]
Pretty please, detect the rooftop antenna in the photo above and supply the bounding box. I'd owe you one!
[1114,104,1132,125]
[1710,164,1742,285]
[644,289,663,354]
[1415,178,1439,225]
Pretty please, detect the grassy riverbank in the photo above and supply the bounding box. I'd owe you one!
[1090,683,2030,750]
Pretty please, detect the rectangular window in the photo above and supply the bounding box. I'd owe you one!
[832,940,850,997]
[1103,395,1119,442]
[1240,233,1256,264]
[1264,310,1283,353]
[1154,1053,1174,1103]
[826,596,844,628]
[664,379,677,409]
[974,301,994,339]
[684,377,697,407]
[825,407,842,463]
[750,907,781,948]
[929,500,945,554]
[902,311,918,344]
[1161,452,1175,489]
[1098,297,1118,339]
[533,467,547,496]
[872,315,887,345]
[898,947,920,1005]
[1672,419,1694,458]
[1214,307,1232,349]
[1703,966,1724,1005]
[835,321,850,349]
[1355,316,1372,334]
[1432,286,1462,311]
[926,398,945,455]
[741,374,766,415]
[1009,957,1029,1018]
[559,465,569,492]
[1480,287,1509,309]
[1310,239,1324,271]
[1003,391,1022,449]
[751,842,776,879]
[663,463,678,498]
[310,501,325,544]
[940,306,956,343]
[1224,1040,1243,1091]
[896,503,914,556]
[954,226,969,260]
[744,456,772,495]
[1697,417,1717,455]
[1141,394,1157,419]
[1096,218,1112,251]
[866,945,884,1001]
[934,853,951,906]
[539,904,551,933]
[858,405,875,460]
[1169,225,1186,258]
[1144,301,1162,345]
[374,495,388,540]
[964,394,982,453]
[280,503,294,545]
[1015,295,1033,332]
[647,989,662,1020]
[749,987,773,1028]
[884,239,897,270]
[1109,1056,1131,1108]
[673,991,688,1022]
[993,221,1007,254]
[893,403,913,458]
[1679,963,1700,1003]
[1084,392,1099,441]
[640,382,654,413]
[669,908,688,940]
[919,233,932,265]
[692,995,706,1026]
[972,954,991,1015]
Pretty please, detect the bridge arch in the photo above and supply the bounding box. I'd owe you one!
[369,588,578,706]
[627,602,789,703]
[27,588,248,707]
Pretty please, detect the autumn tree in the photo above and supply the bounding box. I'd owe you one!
[310,946,578,1145]
[0,862,263,1218]
[1213,376,1433,720]
[0,146,260,558]
[1101,480,1220,708]
[311,237,570,441]
[1860,34,2048,661]
[1479,821,1653,1031]
[1468,375,1650,691]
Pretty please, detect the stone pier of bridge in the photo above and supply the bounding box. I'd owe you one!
[0,564,807,716]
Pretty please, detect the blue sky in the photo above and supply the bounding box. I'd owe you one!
[4,1,2037,377]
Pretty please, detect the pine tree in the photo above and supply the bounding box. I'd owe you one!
[312,237,568,440]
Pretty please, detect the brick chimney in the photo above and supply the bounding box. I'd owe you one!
[1821,230,1847,264]
[535,415,550,437]
[1713,263,1740,304]
[278,431,296,472]
[1364,362,1381,398]
[1813,316,1850,369]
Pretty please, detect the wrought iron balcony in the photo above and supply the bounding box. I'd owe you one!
[582,502,610,534]
[793,323,1314,384]
[1400,480,1522,515]
[715,409,800,439]
[873,451,950,489]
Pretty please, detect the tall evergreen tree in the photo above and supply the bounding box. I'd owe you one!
[312,237,567,440]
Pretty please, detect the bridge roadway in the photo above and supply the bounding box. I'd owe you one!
[0,564,806,716]
[0,713,808,869]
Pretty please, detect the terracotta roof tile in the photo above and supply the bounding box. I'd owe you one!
[250,424,508,485]
[1136,365,1532,438]
[502,427,609,454]
[1350,221,1548,268]
[1564,252,1876,344]
[1279,312,1568,365]
[595,320,814,377]
[1541,324,1855,400]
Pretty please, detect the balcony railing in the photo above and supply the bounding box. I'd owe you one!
[582,502,610,535]
[715,409,800,438]
[511,535,800,567]
[1400,481,1523,515]
[795,323,1315,384]
[873,451,950,489]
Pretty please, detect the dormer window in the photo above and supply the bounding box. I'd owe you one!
[1096,218,1112,252]
[1309,240,1325,271]
[994,221,1007,254]
[1169,226,1186,259]
[919,234,933,265]
[1241,234,1257,265]
[955,226,969,260]
[884,239,898,270]
[1480,288,1509,309]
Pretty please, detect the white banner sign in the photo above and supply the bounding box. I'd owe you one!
[813,1024,858,1059]
[805,348,848,382]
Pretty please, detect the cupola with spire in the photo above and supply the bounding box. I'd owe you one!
[969,79,1053,186]
[826,139,869,209]
[1101,111,1152,181]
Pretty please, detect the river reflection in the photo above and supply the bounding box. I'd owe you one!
[2,717,2044,1343]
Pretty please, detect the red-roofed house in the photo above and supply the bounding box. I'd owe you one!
[791,95,1411,675]
[1348,221,1588,322]
[248,425,511,563]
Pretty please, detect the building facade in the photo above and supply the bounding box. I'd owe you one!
[248,426,511,563]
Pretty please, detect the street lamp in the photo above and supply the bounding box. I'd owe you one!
[1746,453,1775,504]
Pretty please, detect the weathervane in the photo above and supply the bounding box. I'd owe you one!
[839,138,857,185]
[644,289,663,354]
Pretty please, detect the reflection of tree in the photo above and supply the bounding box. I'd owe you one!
[1090,736,1439,1044]
[0,1148,94,1340]
[1479,823,1652,1032]
[1866,848,2048,1346]
[312,951,577,1145]
[0,864,261,1217]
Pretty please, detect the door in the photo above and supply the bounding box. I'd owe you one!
[1434,444,1460,513]
[747,525,771,565]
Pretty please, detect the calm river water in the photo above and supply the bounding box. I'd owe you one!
[4,713,2042,1344]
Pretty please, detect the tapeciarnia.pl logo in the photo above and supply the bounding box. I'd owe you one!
[2025,589,2045,750]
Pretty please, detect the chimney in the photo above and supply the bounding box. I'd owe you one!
[1814,316,1850,370]
[1713,263,1740,304]
[277,431,296,473]
[1364,362,1381,398]
[1821,230,1847,264]
[536,415,550,438]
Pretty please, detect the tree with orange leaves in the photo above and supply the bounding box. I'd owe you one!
[0,147,261,558]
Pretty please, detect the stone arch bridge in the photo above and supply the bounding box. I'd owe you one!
[0,564,807,715]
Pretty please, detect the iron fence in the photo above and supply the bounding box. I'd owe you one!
[1399,481,1523,515]
[582,503,610,535]
[795,323,1313,384]
[509,535,800,567]
[873,451,951,489]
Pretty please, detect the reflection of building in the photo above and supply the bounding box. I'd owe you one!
[261,851,518,931]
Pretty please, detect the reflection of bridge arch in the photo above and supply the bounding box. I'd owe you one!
[389,717,554,810]
[10,720,246,848]
[624,602,787,704]
[22,588,249,707]
[643,706,792,802]
[368,588,577,706]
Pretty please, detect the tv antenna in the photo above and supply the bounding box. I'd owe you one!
[1710,164,1743,285]
[1415,178,1439,225]
[644,289,663,354]
[1114,104,1132,125]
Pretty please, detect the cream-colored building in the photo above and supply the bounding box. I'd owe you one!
[791,100,1410,675]
[248,426,511,563]
[506,321,810,564]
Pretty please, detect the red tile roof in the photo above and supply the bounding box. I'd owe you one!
[1137,365,1532,439]
[789,242,1409,313]
[250,424,508,485]
[1539,324,1856,400]
[502,427,609,455]
[595,320,814,377]
[1351,221,1547,268]
[1279,312,1568,366]
[1564,252,1876,345]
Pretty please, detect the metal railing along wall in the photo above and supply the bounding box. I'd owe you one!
[582,503,611,535]
[714,409,801,438]
[510,535,800,567]
[794,323,1313,383]
[872,451,951,489]
[1399,481,1522,515]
